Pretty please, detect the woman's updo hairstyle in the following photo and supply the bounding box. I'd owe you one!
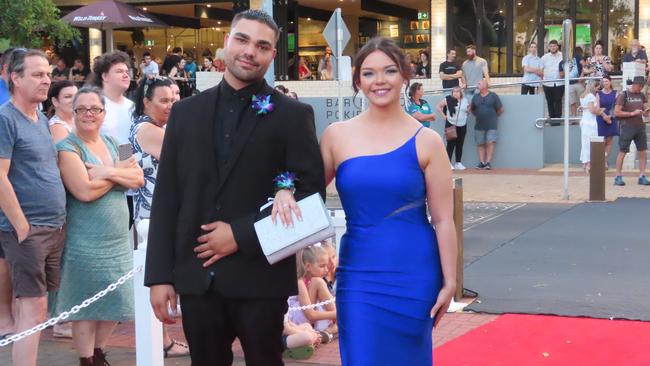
[352,37,412,95]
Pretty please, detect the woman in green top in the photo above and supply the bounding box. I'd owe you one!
[54,87,144,366]
[405,82,436,127]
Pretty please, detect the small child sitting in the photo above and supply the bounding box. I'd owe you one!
[282,317,321,360]
[287,245,337,341]
[320,240,338,294]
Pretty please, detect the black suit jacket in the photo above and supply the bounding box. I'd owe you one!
[144,81,325,297]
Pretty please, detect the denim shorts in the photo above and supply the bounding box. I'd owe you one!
[475,129,498,145]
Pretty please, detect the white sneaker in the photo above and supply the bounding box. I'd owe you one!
[450,163,455,170]
[454,162,466,170]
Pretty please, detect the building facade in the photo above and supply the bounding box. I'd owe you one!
[54,0,650,96]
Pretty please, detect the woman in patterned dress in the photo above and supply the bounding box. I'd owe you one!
[55,87,144,366]
[585,40,613,78]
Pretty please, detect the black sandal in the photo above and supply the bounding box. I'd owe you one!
[163,339,190,358]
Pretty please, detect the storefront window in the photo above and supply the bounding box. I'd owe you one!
[296,1,432,81]
[513,0,539,73]
[450,0,479,65]
[608,0,635,70]
[482,0,508,74]
[543,0,569,48]
[575,0,603,56]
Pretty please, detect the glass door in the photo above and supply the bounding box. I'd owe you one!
[575,0,603,56]
[542,0,570,52]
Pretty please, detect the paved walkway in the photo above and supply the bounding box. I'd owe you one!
[1,167,647,365]
[326,167,650,204]
[0,312,497,365]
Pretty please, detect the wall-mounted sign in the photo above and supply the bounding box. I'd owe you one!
[418,12,429,20]
[144,40,155,46]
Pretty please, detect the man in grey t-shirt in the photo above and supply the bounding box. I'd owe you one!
[470,79,504,170]
[0,49,66,366]
[462,44,490,98]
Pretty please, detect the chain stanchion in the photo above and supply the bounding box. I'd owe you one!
[0,266,142,347]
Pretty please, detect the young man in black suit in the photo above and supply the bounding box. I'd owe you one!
[144,9,325,366]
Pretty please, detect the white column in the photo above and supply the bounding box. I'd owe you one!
[250,0,275,86]
[639,0,650,48]
[89,28,103,63]
[133,220,165,366]
[429,0,447,89]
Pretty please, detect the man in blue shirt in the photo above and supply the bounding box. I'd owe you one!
[521,42,543,94]
[0,48,15,105]
[0,49,67,366]
[559,47,584,116]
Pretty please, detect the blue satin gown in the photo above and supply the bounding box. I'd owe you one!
[335,126,443,365]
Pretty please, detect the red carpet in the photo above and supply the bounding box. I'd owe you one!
[434,314,650,366]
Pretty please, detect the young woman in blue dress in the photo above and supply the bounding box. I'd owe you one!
[273,37,457,365]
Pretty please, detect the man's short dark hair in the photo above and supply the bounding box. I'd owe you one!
[232,9,280,43]
[92,50,130,88]
[1,47,16,69]
[172,47,182,54]
[143,51,152,58]
[466,44,476,50]
[549,40,559,46]
[447,49,456,55]
[8,49,48,93]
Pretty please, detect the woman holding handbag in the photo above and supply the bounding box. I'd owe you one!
[436,86,469,170]
[406,82,436,127]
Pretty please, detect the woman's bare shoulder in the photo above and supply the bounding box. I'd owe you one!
[323,117,360,140]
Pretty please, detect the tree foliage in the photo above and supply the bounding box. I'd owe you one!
[0,0,79,48]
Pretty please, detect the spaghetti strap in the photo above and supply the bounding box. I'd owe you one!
[414,125,425,137]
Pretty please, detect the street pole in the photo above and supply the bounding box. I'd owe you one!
[562,19,573,200]
[336,8,343,122]
[263,0,275,86]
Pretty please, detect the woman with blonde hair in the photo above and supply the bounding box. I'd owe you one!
[436,86,470,170]
[579,81,604,172]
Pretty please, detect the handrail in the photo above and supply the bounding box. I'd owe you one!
[424,75,621,95]
[534,117,582,129]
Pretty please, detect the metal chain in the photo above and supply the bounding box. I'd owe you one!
[0,265,335,347]
[0,266,142,347]
[288,298,335,312]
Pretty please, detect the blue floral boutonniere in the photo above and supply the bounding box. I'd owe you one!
[251,94,274,115]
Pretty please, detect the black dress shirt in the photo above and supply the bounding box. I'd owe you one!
[215,79,266,167]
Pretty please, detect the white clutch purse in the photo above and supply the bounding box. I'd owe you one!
[254,193,335,264]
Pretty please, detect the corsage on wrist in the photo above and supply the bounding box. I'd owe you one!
[274,172,297,193]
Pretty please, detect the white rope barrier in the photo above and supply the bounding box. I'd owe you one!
[0,264,336,347]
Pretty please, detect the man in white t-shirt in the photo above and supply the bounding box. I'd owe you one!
[92,51,136,228]
[541,40,564,119]
[92,51,134,145]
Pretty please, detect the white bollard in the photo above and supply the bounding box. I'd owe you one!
[133,219,165,366]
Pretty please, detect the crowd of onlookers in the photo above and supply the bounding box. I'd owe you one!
[405,39,650,186]
[0,45,341,365]
[0,36,648,365]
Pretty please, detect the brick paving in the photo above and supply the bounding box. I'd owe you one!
[0,309,496,365]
